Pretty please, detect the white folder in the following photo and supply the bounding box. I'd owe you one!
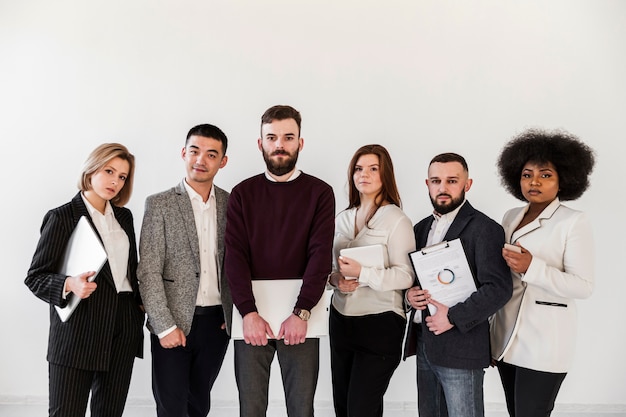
[55,216,108,322]
[230,279,332,340]
[339,244,388,286]
[339,244,388,273]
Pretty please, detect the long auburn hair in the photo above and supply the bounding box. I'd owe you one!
[347,144,402,227]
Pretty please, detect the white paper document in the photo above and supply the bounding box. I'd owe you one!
[55,216,108,322]
[409,238,476,315]
[231,279,332,340]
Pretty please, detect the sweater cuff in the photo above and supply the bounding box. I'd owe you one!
[237,301,258,317]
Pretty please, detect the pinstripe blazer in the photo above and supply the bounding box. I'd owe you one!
[25,192,144,371]
[137,181,233,336]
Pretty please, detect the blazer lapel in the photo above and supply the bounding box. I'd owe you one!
[174,181,201,269]
[443,201,475,241]
[112,205,133,240]
[416,217,434,249]
[215,186,227,256]
[111,204,139,293]
[510,198,561,243]
[70,192,91,224]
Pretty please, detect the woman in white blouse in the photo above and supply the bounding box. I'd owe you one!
[328,144,416,417]
[490,129,596,417]
[25,143,144,417]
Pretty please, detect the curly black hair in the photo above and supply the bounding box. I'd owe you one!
[497,128,595,201]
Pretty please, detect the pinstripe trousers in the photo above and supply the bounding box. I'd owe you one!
[48,293,142,417]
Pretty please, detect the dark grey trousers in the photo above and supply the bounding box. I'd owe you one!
[234,338,319,417]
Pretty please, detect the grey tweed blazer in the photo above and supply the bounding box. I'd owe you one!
[137,180,232,336]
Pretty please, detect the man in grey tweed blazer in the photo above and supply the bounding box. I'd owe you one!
[138,124,232,417]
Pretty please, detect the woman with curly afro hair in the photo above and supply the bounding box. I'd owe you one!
[490,128,596,417]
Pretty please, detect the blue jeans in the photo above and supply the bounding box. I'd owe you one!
[417,330,485,417]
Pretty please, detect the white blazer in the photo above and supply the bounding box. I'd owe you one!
[490,198,594,373]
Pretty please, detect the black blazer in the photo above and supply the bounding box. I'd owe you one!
[404,201,512,370]
[25,193,144,372]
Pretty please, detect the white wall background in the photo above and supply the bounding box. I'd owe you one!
[1,0,625,410]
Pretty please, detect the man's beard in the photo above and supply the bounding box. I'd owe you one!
[263,148,299,177]
[430,190,465,215]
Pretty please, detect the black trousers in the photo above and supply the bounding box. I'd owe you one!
[48,293,142,417]
[151,306,229,417]
[329,306,406,417]
[497,360,567,417]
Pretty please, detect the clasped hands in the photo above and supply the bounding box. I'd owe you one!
[242,311,307,347]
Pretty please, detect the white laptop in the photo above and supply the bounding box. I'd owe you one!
[55,216,108,322]
[231,279,332,340]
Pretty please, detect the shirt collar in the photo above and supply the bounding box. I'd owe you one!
[81,192,113,218]
[530,197,561,220]
[183,179,215,204]
[432,199,466,223]
[264,168,301,182]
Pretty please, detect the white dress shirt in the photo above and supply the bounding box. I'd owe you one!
[183,180,221,307]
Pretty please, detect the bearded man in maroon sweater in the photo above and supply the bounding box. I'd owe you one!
[225,105,335,417]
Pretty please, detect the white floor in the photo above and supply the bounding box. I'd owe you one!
[1,402,625,417]
[0,404,477,417]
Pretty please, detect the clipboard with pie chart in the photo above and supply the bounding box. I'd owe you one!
[409,238,477,315]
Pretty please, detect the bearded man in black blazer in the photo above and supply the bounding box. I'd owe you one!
[404,153,512,417]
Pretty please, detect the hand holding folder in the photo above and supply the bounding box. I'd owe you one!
[339,244,388,286]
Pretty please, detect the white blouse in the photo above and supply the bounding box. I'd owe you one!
[331,204,416,317]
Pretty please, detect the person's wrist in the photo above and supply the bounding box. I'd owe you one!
[293,308,311,321]
[447,312,455,326]
[63,277,71,298]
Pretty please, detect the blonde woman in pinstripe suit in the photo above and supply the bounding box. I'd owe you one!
[25,143,144,417]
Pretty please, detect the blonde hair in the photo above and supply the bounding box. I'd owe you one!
[78,143,135,206]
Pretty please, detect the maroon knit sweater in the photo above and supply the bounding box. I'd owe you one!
[225,172,335,317]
